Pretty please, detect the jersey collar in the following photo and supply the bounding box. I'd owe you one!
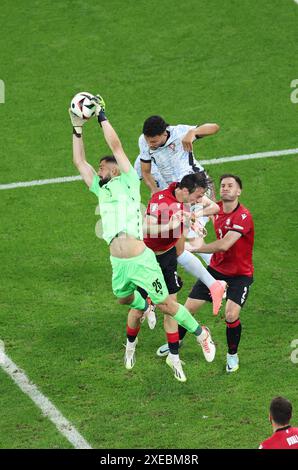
[275,425,291,433]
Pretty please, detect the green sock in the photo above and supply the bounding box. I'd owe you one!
[129,291,147,311]
[173,304,202,335]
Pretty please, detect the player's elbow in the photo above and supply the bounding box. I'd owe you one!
[208,123,220,134]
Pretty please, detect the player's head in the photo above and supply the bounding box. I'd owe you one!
[219,174,242,202]
[269,397,293,427]
[143,115,169,150]
[178,173,211,204]
[98,156,120,186]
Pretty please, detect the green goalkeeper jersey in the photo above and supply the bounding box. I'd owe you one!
[89,164,143,245]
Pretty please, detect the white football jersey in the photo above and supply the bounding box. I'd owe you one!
[138,125,205,184]
[134,155,167,189]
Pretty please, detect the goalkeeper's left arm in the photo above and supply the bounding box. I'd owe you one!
[91,95,132,174]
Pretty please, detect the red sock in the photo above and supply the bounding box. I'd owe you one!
[166,331,180,355]
[127,325,140,343]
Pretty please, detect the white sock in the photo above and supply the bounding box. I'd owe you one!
[168,352,180,364]
[177,250,215,288]
[198,252,212,265]
[199,216,209,227]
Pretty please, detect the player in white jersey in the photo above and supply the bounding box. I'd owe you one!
[138,115,219,195]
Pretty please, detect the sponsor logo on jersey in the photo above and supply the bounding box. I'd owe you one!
[287,435,298,446]
[241,213,247,220]
[158,194,164,200]
[233,224,244,230]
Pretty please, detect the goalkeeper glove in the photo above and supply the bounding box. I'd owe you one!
[68,108,87,137]
[91,94,107,126]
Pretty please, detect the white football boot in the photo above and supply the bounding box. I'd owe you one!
[197,326,216,362]
[226,353,239,373]
[124,338,138,370]
[166,353,187,383]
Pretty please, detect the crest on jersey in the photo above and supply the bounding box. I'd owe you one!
[169,143,176,151]
[226,218,231,225]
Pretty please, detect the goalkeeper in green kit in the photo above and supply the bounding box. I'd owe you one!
[69,94,216,372]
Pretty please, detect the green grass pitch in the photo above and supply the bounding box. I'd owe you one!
[0,0,297,449]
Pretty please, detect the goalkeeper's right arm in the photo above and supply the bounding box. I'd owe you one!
[69,109,96,188]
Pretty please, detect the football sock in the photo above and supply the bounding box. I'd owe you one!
[226,318,242,354]
[198,215,209,227]
[126,325,140,343]
[173,304,202,335]
[198,252,212,265]
[178,324,188,341]
[166,331,180,355]
[129,290,147,311]
[177,250,215,288]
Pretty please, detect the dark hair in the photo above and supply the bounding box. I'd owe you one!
[100,156,117,164]
[178,172,212,194]
[220,174,242,189]
[270,397,292,426]
[143,115,169,137]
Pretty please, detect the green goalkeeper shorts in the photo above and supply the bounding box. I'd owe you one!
[110,247,169,304]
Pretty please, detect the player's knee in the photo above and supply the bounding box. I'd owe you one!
[184,298,197,314]
[157,297,176,316]
[118,294,134,305]
[225,310,239,323]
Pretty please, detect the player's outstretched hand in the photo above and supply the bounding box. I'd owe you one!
[69,108,87,136]
[91,94,107,126]
[91,94,105,115]
[169,210,191,231]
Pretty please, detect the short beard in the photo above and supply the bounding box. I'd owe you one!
[99,176,111,187]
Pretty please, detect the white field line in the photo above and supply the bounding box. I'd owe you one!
[0,148,297,191]
[0,341,92,449]
[200,148,298,165]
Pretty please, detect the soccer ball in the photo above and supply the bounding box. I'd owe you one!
[70,92,96,119]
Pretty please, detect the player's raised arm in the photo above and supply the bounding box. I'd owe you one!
[92,95,131,174]
[182,123,220,152]
[69,109,96,188]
